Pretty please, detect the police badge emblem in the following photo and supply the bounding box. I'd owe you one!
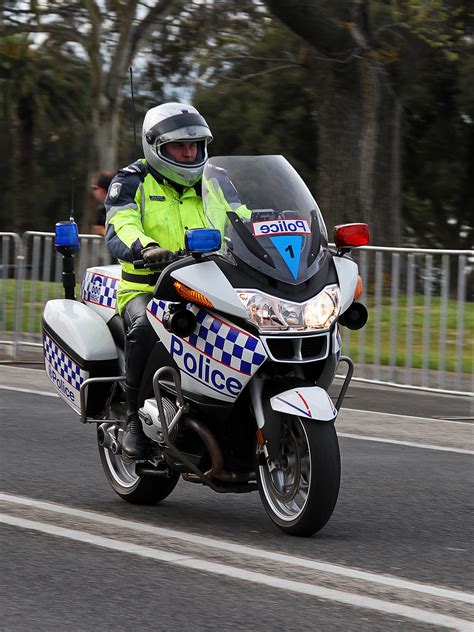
[109,182,122,199]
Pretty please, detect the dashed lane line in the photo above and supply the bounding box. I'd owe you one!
[0,384,57,397]
[0,492,472,606]
[1,383,472,453]
[0,512,471,631]
[337,432,474,455]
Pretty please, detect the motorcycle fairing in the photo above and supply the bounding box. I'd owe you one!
[333,256,359,313]
[270,386,337,421]
[333,324,342,363]
[147,298,267,402]
[170,260,248,320]
[202,156,329,286]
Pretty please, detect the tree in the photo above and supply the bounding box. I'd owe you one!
[403,50,474,249]
[1,0,188,228]
[0,35,90,231]
[0,0,268,230]
[263,0,471,246]
[194,28,318,190]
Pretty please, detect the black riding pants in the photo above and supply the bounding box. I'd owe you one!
[122,293,157,396]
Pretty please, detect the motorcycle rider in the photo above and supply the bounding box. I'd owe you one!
[105,102,213,459]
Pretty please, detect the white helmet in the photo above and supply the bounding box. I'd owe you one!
[142,102,213,187]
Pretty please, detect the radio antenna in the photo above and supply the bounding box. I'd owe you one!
[70,177,75,221]
[129,66,138,155]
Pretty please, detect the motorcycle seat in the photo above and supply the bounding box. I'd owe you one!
[107,314,125,350]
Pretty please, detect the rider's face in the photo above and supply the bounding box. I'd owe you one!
[164,141,198,163]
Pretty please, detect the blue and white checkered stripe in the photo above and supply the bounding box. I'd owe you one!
[81,271,118,309]
[189,308,265,375]
[149,299,168,322]
[43,332,87,391]
[148,299,266,376]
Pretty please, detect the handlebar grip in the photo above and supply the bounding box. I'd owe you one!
[133,252,187,270]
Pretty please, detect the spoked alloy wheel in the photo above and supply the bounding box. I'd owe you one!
[256,416,340,536]
[98,427,179,505]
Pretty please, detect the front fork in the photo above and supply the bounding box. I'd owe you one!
[249,356,354,468]
[249,378,272,465]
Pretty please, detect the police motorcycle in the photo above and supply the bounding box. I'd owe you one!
[42,155,369,536]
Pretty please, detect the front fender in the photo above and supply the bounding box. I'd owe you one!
[270,386,337,421]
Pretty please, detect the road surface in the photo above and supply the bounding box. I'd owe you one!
[0,366,472,630]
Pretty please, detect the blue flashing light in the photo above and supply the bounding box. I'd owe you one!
[55,221,80,252]
[185,228,221,254]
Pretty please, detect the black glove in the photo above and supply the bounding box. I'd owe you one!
[141,245,174,264]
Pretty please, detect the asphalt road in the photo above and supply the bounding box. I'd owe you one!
[0,368,473,631]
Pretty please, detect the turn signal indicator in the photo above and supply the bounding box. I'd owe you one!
[174,282,214,308]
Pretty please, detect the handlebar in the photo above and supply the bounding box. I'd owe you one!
[132,251,188,270]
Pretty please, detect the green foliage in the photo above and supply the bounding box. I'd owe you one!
[2,278,470,373]
[402,52,474,249]
[194,28,318,192]
[396,0,464,48]
[198,2,474,248]
[0,0,472,247]
[0,35,92,232]
[342,295,473,373]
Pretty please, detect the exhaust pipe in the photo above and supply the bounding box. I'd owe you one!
[182,417,224,482]
[182,418,254,484]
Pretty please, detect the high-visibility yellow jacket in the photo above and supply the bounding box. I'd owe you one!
[105,159,206,313]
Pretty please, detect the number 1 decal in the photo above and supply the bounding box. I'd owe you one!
[270,235,302,280]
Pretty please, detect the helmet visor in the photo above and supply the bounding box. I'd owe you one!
[158,139,208,168]
[145,112,211,145]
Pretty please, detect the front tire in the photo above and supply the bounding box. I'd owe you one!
[98,429,179,505]
[256,417,340,536]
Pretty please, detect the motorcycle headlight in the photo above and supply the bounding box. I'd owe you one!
[238,284,341,332]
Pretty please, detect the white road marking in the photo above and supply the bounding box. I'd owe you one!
[341,407,474,426]
[2,366,472,425]
[0,492,472,606]
[0,512,470,631]
[0,385,57,397]
[338,433,474,455]
[1,385,471,453]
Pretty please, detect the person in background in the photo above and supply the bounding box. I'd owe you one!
[90,171,114,236]
[105,102,213,459]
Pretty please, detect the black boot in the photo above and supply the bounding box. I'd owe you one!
[122,385,150,460]
[122,412,151,460]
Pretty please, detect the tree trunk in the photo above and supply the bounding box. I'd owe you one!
[373,87,402,245]
[80,96,124,233]
[96,100,123,170]
[311,54,401,245]
[266,0,402,246]
[13,96,34,233]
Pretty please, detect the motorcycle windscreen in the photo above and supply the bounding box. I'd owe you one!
[202,155,329,285]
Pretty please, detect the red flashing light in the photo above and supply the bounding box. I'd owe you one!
[334,223,370,249]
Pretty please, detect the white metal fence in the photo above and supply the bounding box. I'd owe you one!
[0,231,111,359]
[1,231,473,396]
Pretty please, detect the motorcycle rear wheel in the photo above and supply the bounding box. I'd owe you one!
[98,433,179,505]
[256,416,340,536]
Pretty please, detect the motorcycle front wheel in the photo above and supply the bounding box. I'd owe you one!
[256,416,340,537]
[98,430,179,505]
